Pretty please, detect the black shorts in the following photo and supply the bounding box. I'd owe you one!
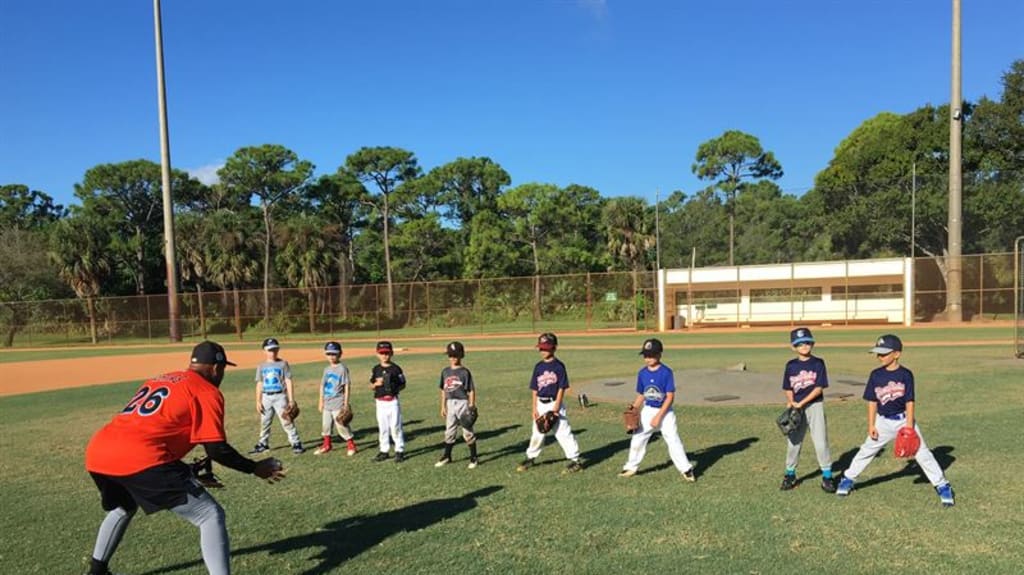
[90,461,206,515]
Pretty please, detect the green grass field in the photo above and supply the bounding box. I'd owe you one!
[1,329,1022,574]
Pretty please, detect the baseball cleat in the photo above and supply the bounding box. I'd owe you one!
[820,477,837,493]
[291,443,306,454]
[682,469,697,482]
[434,457,452,468]
[346,440,357,456]
[394,452,406,463]
[516,458,536,472]
[373,452,390,462]
[836,476,855,496]
[248,443,269,454]
[618,469,637,478]
[563,460,584,474]
[780,475,798,490]
[936,483,955,507]
[467,458,478,469]
[313,445,331,455]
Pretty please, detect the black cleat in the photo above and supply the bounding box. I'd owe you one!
[780,475,798,490]
[820,477,837,493]
[373,452,390,462]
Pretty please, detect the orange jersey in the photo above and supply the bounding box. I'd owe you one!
[86,370,228,476]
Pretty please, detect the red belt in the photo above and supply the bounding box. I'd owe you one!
[377,395,396,402]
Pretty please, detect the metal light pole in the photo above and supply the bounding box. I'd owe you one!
[154,0,181,341]
[911,162,916,258]
[946,0,963,323]
[655,189,661,272]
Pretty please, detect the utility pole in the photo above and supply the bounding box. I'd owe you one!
[154,0,181,341]
[655,189,661,272]
[947,0,963,322]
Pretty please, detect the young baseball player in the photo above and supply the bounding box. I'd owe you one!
[618,338,696,481]
[249,337,305,455]
[370,341,407,463]
[779,327,836,492]
[517,332,584,473]
[84,341,285,575]
[314,341,357,456]
[836,334,955,507]
[435,341,479,469]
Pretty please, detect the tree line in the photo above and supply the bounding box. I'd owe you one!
[1,60,1022,346]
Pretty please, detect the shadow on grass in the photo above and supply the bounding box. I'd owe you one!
[140,486,504,575]
[640,436,760,476]
[796,447,859,483]
[399,424,523,460]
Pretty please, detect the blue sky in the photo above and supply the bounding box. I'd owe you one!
[2,0,1022,209]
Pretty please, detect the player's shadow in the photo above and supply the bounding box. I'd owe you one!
[852,445,956,490]
[797,447,859,483]
[400,424,522,459]
[581,437,633,468]
[641,436,760,477]
[139,486,504,575]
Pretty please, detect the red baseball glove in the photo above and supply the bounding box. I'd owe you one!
[893,427,921,458]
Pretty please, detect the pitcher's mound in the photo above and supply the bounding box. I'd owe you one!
[577,369,859,407]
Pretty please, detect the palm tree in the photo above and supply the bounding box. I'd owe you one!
[276,214,337,333]
[205,210,260,340]
[176,213,210,338]
[49,215,110,344]
[602,197,654,272]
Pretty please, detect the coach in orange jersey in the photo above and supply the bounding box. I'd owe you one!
[84,341,286,575]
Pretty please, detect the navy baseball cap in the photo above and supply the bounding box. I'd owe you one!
[376,341,394,354]
[191,341,236,366]
[870,334,903,354]
[790,327,815,345]
[639,338,664,356]
[262,337,280,350]
[324,341,342,355]
[446,341,465,358]
[536,332,558,350]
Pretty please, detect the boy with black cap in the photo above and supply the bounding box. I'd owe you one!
[370,341,407,462]
[435,341,479,469]
[517,332,584,473]
[250,337,305,455]
[779,327,835,492]
[618,338,696,480]
[836,334,955,506]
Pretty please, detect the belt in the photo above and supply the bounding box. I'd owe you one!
[880,412,906,421]
[377,395,396,402]
[538,397,555,404]
[263,391,284,395]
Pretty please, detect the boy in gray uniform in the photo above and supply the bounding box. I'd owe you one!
[780,328,835,492]
[315,341,357,456]
[250,337,305,455]
[434,341,479,469]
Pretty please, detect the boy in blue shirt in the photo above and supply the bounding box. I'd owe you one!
[780,327,835,492]
[836,334,955,507]
[618,338,696,481]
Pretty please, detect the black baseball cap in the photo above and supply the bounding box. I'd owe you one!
[639,338,664,357]
[446,341,465,358]
[191,341,236,366]
[376,341,394,354]
[262,337,280,350]
[324,341,342,355]
[790,327,815,345]
[870,334,903,354]
[537,332,558,351]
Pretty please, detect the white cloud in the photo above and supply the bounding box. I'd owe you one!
[187,162,223,186]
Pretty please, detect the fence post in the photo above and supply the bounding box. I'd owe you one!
[146,295,153,341]
[979,255,984,319]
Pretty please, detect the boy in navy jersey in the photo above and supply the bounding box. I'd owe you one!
[516,333,583,473]
[618,338,696,480]
[836,334,955,507]
[780,328,835,492]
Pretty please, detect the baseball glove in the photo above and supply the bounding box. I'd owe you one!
[461,405,479,428]
[535,411,559,434]
[893,426,921,458]
[776,406,803,435]
[190,456,224,489]
[334,405,353,427]
[281,402,300,424]
[623,405,641,435]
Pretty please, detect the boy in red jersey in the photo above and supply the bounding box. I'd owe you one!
[84,341,286,575]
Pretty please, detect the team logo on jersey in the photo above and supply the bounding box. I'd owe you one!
[536,370,559,391]
[443,375,464,391]
[873,381,906,405]
[788,369,819,393]
[323,372,341,396]
[643,384,666,403]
